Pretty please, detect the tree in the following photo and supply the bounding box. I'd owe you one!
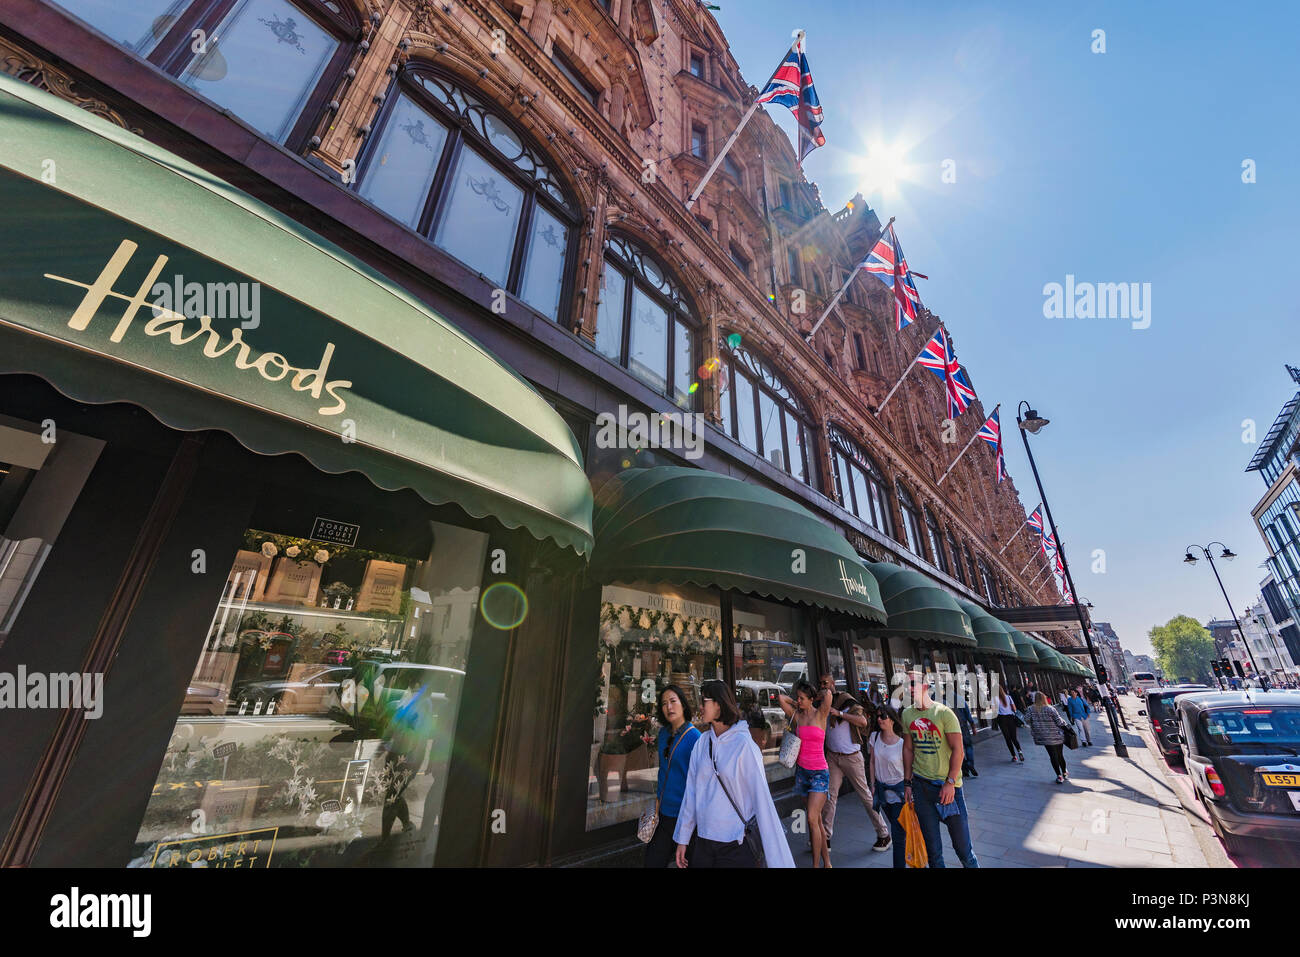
[1148,616,1216,683]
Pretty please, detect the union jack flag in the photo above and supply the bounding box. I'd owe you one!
[755,35,826,163]
[915,326,971,419]
[1041,530,1057,558]
[858,223,922,330]
[1026,505,1044,536]
[977,409,1008,483]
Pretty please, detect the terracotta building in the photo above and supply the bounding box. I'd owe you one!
[0,0,1075,868]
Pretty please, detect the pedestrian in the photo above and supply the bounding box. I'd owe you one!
[867,703,909,869]
[994,683,1025,762]
[778,680,833,867]
[901,669,979,868]
[1067,689,1092,747]
[955,700,978,778]
[644,684,701,868]
[816,673,892,856]
[1027,691,1072,783]
[674,680,793,868]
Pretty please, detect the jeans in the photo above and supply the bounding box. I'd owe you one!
[825,749,890,843]
[1074,716,1092,745]
[996,714,1022,756]
[1044,743,1067,776]
[909,776,979,868]
[878,796,908,868]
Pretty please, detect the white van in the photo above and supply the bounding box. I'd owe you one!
[1130,672,1159,695]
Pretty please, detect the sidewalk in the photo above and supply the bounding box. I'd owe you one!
[792,706,1216,868]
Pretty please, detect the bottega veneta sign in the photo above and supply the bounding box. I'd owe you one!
[42,239,353,416]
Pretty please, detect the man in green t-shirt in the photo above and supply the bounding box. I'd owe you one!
[902,670,979,867]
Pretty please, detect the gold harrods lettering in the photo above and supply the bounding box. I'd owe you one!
[45,240,353,415]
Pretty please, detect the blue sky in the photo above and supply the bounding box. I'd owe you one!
[710,1,1300,655]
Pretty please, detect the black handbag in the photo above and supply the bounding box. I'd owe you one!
[1059,711,1079,750]
[709,739,765,867]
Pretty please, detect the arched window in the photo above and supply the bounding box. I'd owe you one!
[719,343,814,484]
[595,238,697,408]
[828,424,892,535]
[977,557,995,605]
[964,544,979,590]
[353,68,578,319]
[946,530,965,584]
[54,0,359,148]
[897,483,923,557]
[925,508,948,574]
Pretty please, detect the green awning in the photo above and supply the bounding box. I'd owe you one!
[592,468,887,620]
[949,600,1014,656]
[866,565,976,647]
[1008,629,1040,664]
[1031,640,1058,667]
[0,73,593,556]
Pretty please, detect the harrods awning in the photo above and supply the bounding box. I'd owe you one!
[865,565,976,647]
[0,74,593,555]
[1031,640,1059,668]
[1009,629,1040,664]
[980,614,1022,658]
[591,467,888,621]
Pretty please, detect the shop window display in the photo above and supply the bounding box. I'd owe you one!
[731,594,810,783]
[587,581,721,831]
[852,638,888,706]
[130,518,488,868]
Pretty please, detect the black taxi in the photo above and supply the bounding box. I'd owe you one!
[1174,691,1300,852]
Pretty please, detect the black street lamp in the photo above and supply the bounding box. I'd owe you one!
[1016,402,1128,757]
[1183,544,1267,690]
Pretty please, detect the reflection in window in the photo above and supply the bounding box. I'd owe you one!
[588,581,721,831]
[355,70,577,319]
[718,342,813,484]
[597,238,697,409]
[852,638,888,706]
[130,519,488,867]
[829,424,892,535]
[947,531,965,584]
[925,508,947,574]
[898,485,922,556]
[53,0,188,55]
[887,635,914,706]
[733,593,810,784]
[180,0,339,143]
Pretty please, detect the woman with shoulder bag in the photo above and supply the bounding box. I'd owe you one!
[777,680,833,867]
[674,680,794,868]
[642,684,701,867]
[994,685,1026,763]
[867,703,909,869]
[1026,691,1072,783]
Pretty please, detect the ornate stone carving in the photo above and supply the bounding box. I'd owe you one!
[0,37,141,134]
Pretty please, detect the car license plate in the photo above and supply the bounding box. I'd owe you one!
[1261,773,1300,787]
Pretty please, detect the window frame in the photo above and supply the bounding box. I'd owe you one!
[720,341,815,484]
[600,236,699,410]
[925,507,948,574]
[691,122,709,160]
[897,482,923,557]
[946,530,965,584]
[352,66,580,321]
[827,424,893,536]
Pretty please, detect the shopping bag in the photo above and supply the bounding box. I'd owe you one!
[900,800,928,868]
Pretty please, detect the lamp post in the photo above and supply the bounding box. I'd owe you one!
[1182,545,1267,690]
[1016,402,1127,757]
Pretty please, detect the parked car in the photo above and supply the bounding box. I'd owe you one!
[1139,685,1211,762]
[233,665,354,715]
[736,679,789,741]
[337,661,465,737]
[181,680,229,716]
[1175,691,1300,853]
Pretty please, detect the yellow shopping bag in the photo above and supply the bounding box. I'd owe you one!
[900,800,928,869]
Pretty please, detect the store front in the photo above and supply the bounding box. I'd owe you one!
[0,74,595,867]
[553,466,888,858]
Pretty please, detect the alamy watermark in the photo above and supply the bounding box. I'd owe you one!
[0,666,103,719]
[1042,274,1150,329]
[150,274,261,330]
[594,405,704,460]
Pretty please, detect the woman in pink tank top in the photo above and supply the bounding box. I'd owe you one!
[778,680,833,867]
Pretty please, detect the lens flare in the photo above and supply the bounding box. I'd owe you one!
[726,332,742,349]
[480,581,528,630]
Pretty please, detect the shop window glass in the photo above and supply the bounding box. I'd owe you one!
[130,518,488,867]
[180,0,338,143]
[887,635,915,706]
[355,92,448,229]
[826,642,847,693]
[433,144,524,287]
[519,204,569,321]
[732,593,810,784]
[853,638,888,706]
[587,581,722,831]
[53,0,188,55]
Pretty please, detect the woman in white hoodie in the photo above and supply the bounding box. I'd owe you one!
[674,680,794,868]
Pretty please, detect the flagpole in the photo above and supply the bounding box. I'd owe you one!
[1020,544,1049,577]
[873,307,930,417]
[937,403,999,486]
[685,30,803,212]
[998,522,1028,556]
[806,216,894,341]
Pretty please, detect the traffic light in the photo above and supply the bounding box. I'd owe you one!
[1233,660,1246,679]
[1221,658,1234,678]
[1211,659,1222,679]
[1096,665,1108,684]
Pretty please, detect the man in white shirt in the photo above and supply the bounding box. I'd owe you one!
[818,673,891,854]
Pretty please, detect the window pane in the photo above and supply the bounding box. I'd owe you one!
[588,581,721,831]
[433,144,524,287]
[180,0,338,143]
[596,264,626,361]
[130,519,488,867]
[718,365,733,436]
[356,93,448,229]
[851,467,872,525]
[833,452,853,511]
[734,371,756,452]
[628,287,668,394]
[887,636,915,707]
[853,637,888,707]
[869,479,889,534]
[784,413,805,481]
[519,204,568,320]
[733,594,810,784]
[758,389,781,467]
[672,320,694,409]
[53,0,186,55]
